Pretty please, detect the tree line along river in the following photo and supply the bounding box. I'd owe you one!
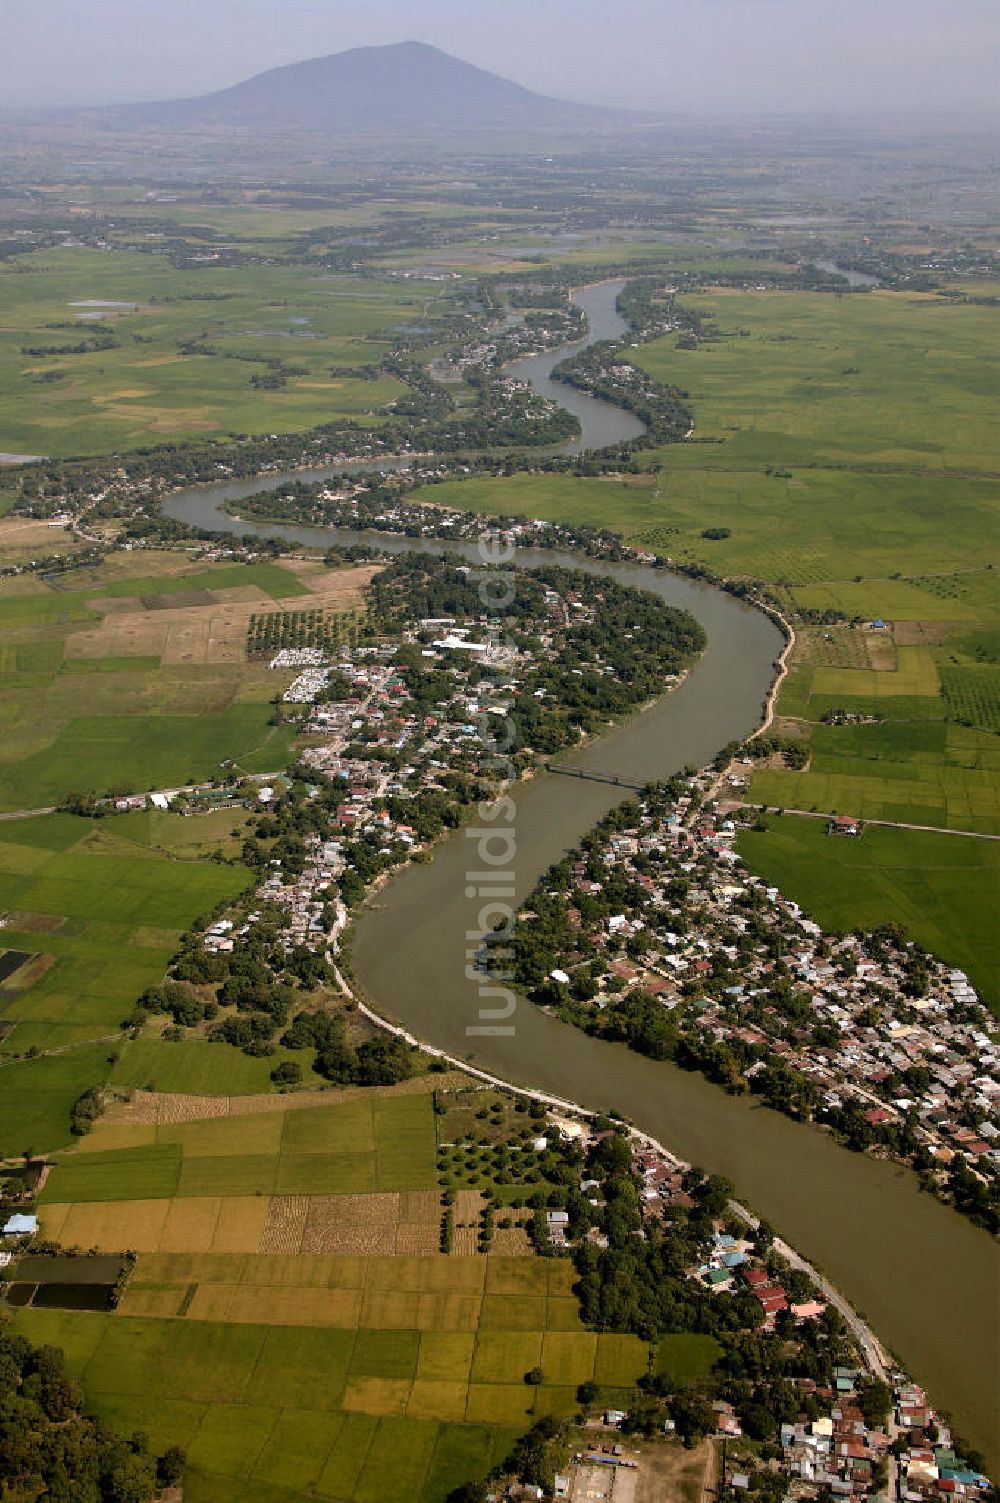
[162,280,999,1467]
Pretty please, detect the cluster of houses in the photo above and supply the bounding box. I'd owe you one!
[198,579,596,966]
[693,1231,827,1330]
[523,777,998,1206]
[202,831,345,960]
[297,480,608,559]
[281,665,331,703]
[295,635,504,792]
[530,1121,996,1503]
[723,1372,993,1503]
[428,295,586,384]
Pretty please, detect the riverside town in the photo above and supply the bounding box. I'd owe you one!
[0,17,997,1503]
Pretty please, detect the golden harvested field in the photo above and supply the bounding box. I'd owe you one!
[42,1188,442,1256]
[114,1253,594,1339]
[299,1191,441,1256]
[258,1193,310,1254]
[490,1220,529,1256]
[40,1194,273,1253]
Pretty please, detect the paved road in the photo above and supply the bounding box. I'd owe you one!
[729,1199,891,1382]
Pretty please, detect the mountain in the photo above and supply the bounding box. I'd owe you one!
[105,42,621,134]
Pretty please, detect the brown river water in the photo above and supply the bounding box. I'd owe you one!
[163,280,999,1463]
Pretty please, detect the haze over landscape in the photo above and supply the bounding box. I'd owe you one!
[3,0,999,118]
[0,6,997,1503]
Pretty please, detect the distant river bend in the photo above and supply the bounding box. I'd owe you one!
[162,280,999,1466]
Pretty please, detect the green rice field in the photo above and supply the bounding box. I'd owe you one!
[0,811,252,1149]
[12,1245,648,1502]
[736,815,1000,1011]
[0,817,249,1064]
[0,553,316,809]
[0,245,458,456]
[636,288,1000,474]
[40,1094,438,1203]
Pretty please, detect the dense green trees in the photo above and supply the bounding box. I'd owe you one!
[859,1379,893,1429]
[0,1331,183,1501]
[553,338,692,447]
[70,1087,103,1137]
[282,1009,414,1087]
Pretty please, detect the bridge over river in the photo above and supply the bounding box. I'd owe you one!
[162,279,1000,1469]
[544,762,646,791]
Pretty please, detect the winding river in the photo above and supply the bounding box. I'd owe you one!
[163,281,998,1465]
[505,281,646,454]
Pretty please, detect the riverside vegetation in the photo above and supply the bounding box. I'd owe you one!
[1,148,998,1500]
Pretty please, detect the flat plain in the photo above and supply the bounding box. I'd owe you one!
[0,550,376,811]
[13,1085,651,1503]
[0,810,252,1150]
[430,285,999,983]
[0,245,456,457]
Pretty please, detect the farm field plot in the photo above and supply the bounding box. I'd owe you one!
[737,816,1000,1011]
[96,1069,454,1121]
[427,464,998,594]
[23,1066,650,1501]
[0,705,297,811]
[0,814,251,1150]
[939,664,1000,735]
[0,1045,112,1161]
[636,289,1000,475]
[0,552,375,810]
[0,245,457,456]
[654,1333,723,1386]
[39,1189,447,1260]
[749,745,1000,834]
[93,805,253,862]
[792,571,1000,625]
[752,644,1000,834]
[105,1036,312,1099]
[12,1257,646,1501]
[39,1093,438,1208]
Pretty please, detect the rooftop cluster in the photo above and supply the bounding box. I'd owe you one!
[507,776,998,1234]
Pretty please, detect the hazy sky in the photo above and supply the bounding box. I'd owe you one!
[2,0,998,117]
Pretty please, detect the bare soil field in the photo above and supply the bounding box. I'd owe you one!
[0,516,75,554]
[864,629,898,672]
[633,1437,716,1503]
[65,598,261,665]
[0,952,55,990]
[62,564,377,666]
[895,619,952,646]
